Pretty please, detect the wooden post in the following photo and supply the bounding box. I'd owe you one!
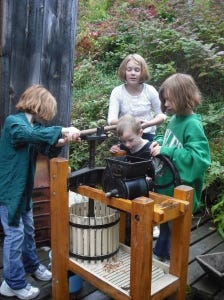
[0,0,78,135]
[130,197,154,300]
[50,157,70,300]
[169,185,193,300]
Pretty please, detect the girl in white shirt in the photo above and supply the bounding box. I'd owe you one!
[107,53,165,142]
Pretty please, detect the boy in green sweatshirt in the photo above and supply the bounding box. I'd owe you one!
[150,73,211,262]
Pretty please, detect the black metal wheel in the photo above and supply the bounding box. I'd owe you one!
[151,154,181,189]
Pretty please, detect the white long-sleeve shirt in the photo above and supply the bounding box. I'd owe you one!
[107,83,165,134]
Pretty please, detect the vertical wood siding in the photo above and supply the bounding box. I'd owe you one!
[0,0,78,131]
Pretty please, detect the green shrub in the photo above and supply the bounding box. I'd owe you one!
[70,61,119,170]
[211,196,224,239]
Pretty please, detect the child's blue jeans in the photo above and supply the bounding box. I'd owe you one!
[153,221,171,260]
[0,205,39,289]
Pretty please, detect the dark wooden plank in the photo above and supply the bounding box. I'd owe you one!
[191,213,211,230]
[187,241,224,300]
[214,290,224,300]
[0,0,14,129]
[187,243,224,285]
[188,231,223,263]
[190,219,216,245]
[0,0,78,135]
[192,275,221,300]
[9,0,45,99]
[41,0,78,127]
[0,247,2,268]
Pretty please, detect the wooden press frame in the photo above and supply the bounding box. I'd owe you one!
[50,157,193,300]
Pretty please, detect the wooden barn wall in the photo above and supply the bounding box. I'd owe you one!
[0,0,78,133]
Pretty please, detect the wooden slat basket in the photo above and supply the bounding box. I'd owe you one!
[69,201,120,263]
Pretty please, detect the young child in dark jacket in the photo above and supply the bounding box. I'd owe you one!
[110,114,154,245]
[110,114,151,159]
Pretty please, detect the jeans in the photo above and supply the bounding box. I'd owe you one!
[153,221,171,260]
[0,205,39,289]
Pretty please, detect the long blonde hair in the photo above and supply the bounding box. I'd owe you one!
[16,85,57,121]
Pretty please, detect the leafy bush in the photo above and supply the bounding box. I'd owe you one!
[199,102,224,238]
[76,5,224,94]
[70,62,119,169]
[211,197,224,239]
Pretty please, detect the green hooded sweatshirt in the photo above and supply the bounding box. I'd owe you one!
[154,113,211,213]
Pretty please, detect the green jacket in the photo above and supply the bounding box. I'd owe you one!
[155,114,211,213]
[0,112,62,225]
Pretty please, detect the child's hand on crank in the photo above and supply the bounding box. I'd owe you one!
[109,144,121,154]
[150,141,161,156]
[139,119,148,129]
[62,127,81,142]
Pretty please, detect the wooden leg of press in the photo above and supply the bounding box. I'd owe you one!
[50,158,70,300]
[130,197,154,300]
[169,185,193,300]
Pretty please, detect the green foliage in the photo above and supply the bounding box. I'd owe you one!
[78,0,113,23]
[198,101,224,238]
[151,62,176,87]
[211,196,224,239]
[204,161,224,190]
[76,5,224,94]
[69,141,89,171]
[70,61,119,170]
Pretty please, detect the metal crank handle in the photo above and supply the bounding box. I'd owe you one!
[105,189,119,198]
